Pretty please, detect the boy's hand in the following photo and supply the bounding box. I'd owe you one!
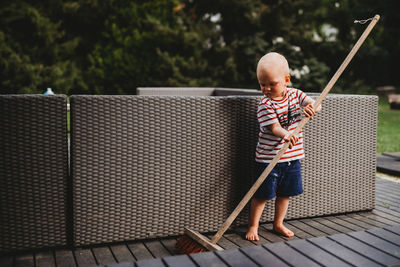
[283,133,298,149]
[303,104,316,120]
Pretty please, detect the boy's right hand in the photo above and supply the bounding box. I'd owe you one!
[283,133,298,149]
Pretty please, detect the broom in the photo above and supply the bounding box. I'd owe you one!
[176,14,380,254]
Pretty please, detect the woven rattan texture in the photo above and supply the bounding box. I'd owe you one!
[71,95,377,246]
[0,95,68,253]
[235,95,377,223]
[70,96,243,246]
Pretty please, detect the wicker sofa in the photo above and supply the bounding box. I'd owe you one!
[0,95,69,253]
[0,91,377,252]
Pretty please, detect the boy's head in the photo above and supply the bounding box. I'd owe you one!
[256,52,290,99]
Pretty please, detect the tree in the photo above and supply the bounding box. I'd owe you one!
[0,0,82,94]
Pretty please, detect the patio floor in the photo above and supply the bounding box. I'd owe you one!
[1,177,400,267]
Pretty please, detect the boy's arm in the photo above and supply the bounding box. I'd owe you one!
[268,123,298,149]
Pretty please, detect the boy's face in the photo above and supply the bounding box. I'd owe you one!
[258,68,290,99]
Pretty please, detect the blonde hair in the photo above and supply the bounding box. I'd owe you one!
[257,52,290,78]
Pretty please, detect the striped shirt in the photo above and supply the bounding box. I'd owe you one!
[255,88,312,163]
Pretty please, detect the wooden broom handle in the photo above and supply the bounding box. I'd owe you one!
[210,14,380,244]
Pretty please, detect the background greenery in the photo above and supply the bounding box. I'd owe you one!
[0,0,399,95]
[378,97,400,153]
[2,1,399,152]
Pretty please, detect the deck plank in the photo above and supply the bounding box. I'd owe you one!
[163,254,197,267]
[135,258,165,267]
[286,220,327,237]
[355,211,400,226]
[285,221,315,239]
[54,249,77,267]
[370,209,400,224]
[376,199,400,213]
[376,191,400,203]
[240,245,289,266]
[376,202,400,214]
[376,187,400,198]
[205,234,239,250]
[120,227,400,267]
[325,215,366,231]
[348,230,400,258]
[4,177,400,267]
[189,251,228,267]
[312,217,354,233]
[337,214,378,229]
[92,246,117,266]
[261,223,298,241]
[258,225,288,242]
[73,248,97,267]
[107,262,134,267]
[376,203,400,216]
[233,226,271,244]
[345,213,389,228]
[385,225,400,236]
[287,239,351,267]
[143,240,172,259]
[377,204,400,217]
[215,248,259,267]
[35,251,56,267]
[223,233,259,248]
[0,256,13,267]
[329,233,399,266]
[264,242,320,267]
[127,242,152,261]
[14,253,35,267]
[376,193,400,203]
[376,188,400,199]
[299,218,341,235]
[159,238,178,256]
[308,236,381,266]
[376,179,400,189]
[110,244,135,263]
[367,227,400,245]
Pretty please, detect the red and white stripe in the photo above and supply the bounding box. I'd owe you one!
[255,88,312,163]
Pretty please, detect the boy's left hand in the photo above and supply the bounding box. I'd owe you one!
[303,104,316,120]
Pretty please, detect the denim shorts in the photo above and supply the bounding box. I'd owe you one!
[253,160,303,200]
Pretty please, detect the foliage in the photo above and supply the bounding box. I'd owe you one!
[0,0,398,95]
[0,1,83,94]
[378,97,400,153]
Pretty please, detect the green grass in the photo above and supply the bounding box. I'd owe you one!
[378,97,400,153]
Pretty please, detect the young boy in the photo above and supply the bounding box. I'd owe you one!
[246,52,321,240]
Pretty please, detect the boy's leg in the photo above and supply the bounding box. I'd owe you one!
[246,198,267,241]
[273,196,294,237]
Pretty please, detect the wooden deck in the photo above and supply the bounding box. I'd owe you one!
[1,177,400,267]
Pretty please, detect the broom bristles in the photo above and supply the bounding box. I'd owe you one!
[176,234,208,254]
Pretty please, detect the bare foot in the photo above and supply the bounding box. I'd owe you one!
[245,226,260,241]
[273,224,294,238]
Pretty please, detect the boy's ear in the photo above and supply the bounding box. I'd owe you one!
[285,74,291,85]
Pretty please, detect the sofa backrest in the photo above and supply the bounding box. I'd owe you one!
[137,87,215,96]
[0,95,69,253]
[136,87,264,96]
[69,94,377,246]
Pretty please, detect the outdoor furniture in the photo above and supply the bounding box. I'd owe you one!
[376,85,395,96]
[70,94,377,247]
[0,95,69,253]
[136,87,263,96]
[388,94,400,109]
[0,92,378,253]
